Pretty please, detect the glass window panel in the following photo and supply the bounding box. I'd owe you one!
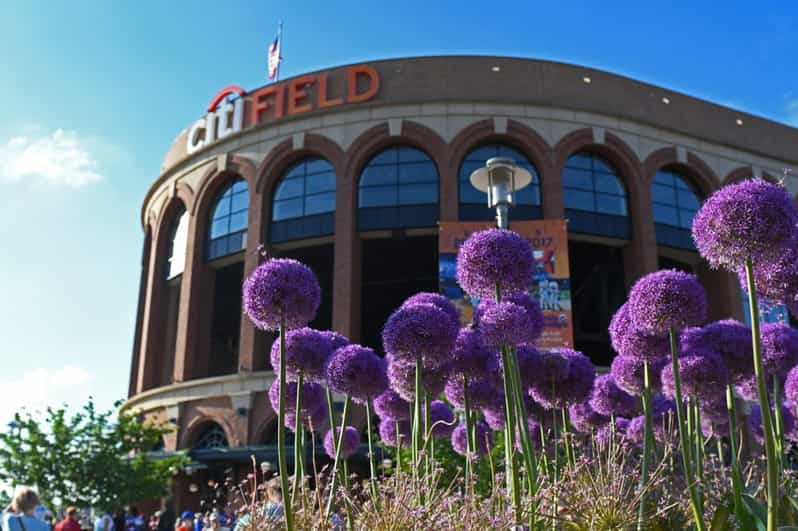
[563,168,594,191]
[306,159,332,175]
[596,193,627,215]
[399,162,437,184]
[679,209,697,229]
[369,149,398,166]
[229,210,248,233]
[210,218,229,239]
[497,146,525,161]
[565,153,592,169]
[306,171,336,194]
[274,178,303,200]
[213,196,231,218]
[653,172,674,186]
[460,184,485,204]
[564,189,595,211]
[591,157,615,174]
[515,185,540,205]
[360,186,396,207]
[652,183,677,205]
[653,204,679,226]
[168,211,188,278]
[273,198,303,220]
[459,161,482,182]
[230,191,249,212]
[304,192,336,215]
[283,163,305,181]
[231,180,248,194]
[674,176,693,191]
[677,189,700,209]
[360,165,397,187]
[398,147,429,163]
[399,183,437,205]
[465,146,497,164]
[595,173,625,195]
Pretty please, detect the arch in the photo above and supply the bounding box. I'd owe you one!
[270,157,337,243]
[641,147,720,197]
[447,118,555,219]
[723,165,780,186]
[180,416,236,450]
[254,415,279,445]
[206,179,250,260]
[256,133,345,196]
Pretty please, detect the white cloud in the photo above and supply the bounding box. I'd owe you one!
[0,365,93,427]
[0,128,104,187]
[786,99,798,127]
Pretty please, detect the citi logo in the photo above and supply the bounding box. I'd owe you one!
[187,86,246,155]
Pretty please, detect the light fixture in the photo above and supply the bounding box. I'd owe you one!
[736,118,744,126]
[491,66,501,72]
[662,97,670,104]
[469,157,533,229]
[583,76,592,84]
[189,483,199,493]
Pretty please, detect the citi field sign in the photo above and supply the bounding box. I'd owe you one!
[187,65,380,154]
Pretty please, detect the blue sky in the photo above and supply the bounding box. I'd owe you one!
[0,0,795,423]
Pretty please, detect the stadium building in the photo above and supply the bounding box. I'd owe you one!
[123,56,798,506]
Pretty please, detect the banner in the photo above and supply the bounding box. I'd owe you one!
[439,220,574,350]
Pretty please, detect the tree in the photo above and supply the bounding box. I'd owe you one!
[0,399,188,511]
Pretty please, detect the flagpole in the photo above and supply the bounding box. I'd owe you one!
[276,21,283,82]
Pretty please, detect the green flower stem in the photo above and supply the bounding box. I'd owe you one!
[424,391,433,480]
[291,374,304,505]
[668,327,705,531]
[715,426,724,467]
[561,406,575,469]
[726,384,744,525]
[693,399,704,515]
[365,399,380,509]
[324,395,351,518]
[745,258,779,531]
[278,315,295,531]
[413,351,424,504]
[462,374,473,495]
[637,358,654,531]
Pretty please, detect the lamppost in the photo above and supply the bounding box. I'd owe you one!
[469,157,533,229]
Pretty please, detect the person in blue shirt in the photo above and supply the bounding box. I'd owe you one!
[2,487,51,531]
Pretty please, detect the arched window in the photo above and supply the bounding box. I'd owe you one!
[459,144,541,221]
[193,424,229,450]
[166,207,189,279]
[358,146,439,231]
[271,158,336,243]
[563,152,630,239]
[207,179,248,260]
[652,170,703,250]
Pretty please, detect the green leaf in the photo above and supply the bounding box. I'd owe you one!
[741,494,768,531]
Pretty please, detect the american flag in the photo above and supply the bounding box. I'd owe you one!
[268,33,281,80]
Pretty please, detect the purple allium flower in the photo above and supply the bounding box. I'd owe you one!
[243,258,321,330]
[378,419,411,447]
[321,330,350,352]
[596,417,630,447]
[661,350,729,402]
[610,355,666,397]
[475,293,544,342]
[382,303,458,369]
[737,244,798,307]
[609,303,670,361]
[285,401,327,432]
[326,345,388,404]
[786,366,798,407]
[568,401,610,433]
[701,416,730,439]
[528,349,595,409]
[451,421,492,457]
[444,375,500,409]
[427,400,455,438]
[401,292,461,328]
[651,395,676,416]
[373,389,410,421]
[698,396,729,425]
[323,426,360,459]
[692,180,798,270]
[589,374,641,418]
[483,406,505,431]
[455,228,534,299]
[625,410,674,445]
[450,328,496,379]
[515,345,544,389]
[528,349,570,389]
[478,301,539,348]
[681,320,753,382]
[387,357,450,402]
[761,322,798,382]
[627,270,707,334]
[268,378,326,419]
[515,418,542,451]
[735,373,768,402]
[269,327,331,383]
[749,404,797,444]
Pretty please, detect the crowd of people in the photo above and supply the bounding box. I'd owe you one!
[1,482,286,531]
